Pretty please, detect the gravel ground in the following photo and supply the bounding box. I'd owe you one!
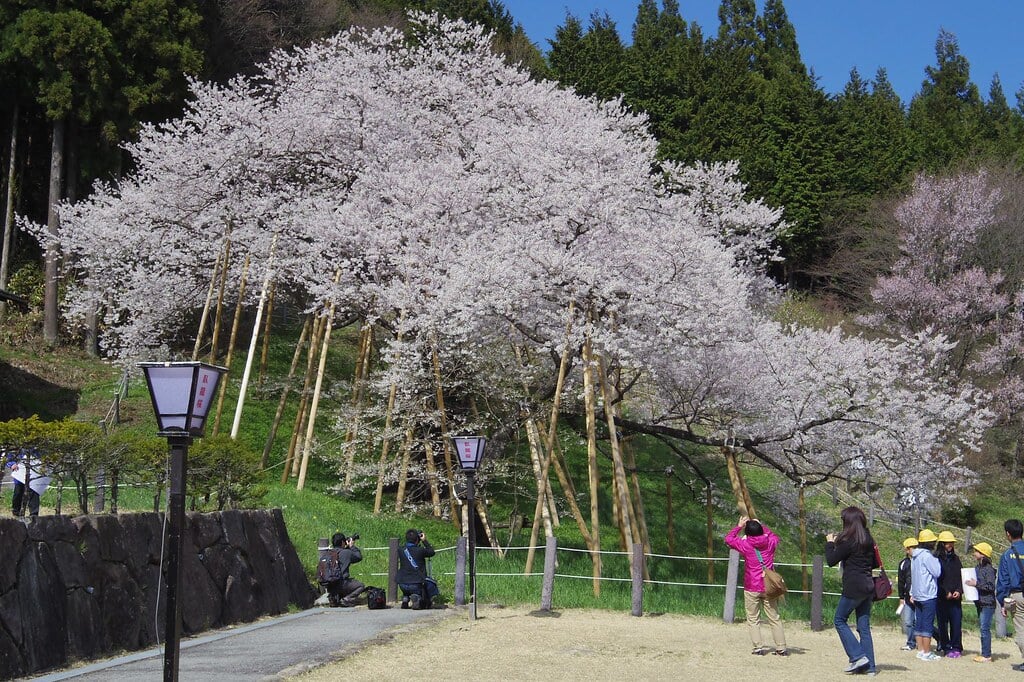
[293,604,1022,681]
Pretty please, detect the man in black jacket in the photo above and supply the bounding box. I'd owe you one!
[397,528,438,609]
[898,537,917,650]
[324,532,365,607]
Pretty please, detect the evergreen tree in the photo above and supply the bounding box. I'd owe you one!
[907,29,984,170]
[980,74,1024,162]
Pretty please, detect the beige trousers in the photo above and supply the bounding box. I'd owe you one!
[744,589,786,651]
[1012,592,1024,657]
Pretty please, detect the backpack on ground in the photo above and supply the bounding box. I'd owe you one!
[317,549,343,585]
[366,587,387,610]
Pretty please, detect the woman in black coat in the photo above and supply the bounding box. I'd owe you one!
[825,506,878,676]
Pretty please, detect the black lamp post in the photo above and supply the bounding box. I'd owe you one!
[452,435,486,620]
[139,361,227,682]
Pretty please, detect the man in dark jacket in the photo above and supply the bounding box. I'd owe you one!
[935,530,963,657]
[397,528,437,609]
[324,532,365,607]
[898,537,917,650]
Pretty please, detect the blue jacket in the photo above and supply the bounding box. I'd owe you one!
[996,540,1024,603]
[910,547,941,601]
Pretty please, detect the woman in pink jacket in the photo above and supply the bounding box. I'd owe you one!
[725,516,788,656]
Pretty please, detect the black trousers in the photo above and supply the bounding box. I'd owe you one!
[12,482,39,516]
[326,578,365,605]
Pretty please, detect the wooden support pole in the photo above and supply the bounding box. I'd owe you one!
[540,535,557,611]
[192,252,221,361]
[212,255,249,435]
[343,324,373,488]
[372,379,399,514]
[423,438,442,517]
[394,424,415,513]
[582,335,602,596]
[706,484,715,583]
[811,555,825,631]
[208,237,232,363]
[631,543,644,617]
[431,340,460,532]
[232,237,277,439]
[258,282,274,386]
[723,549,739,623]
[297,281,338,491]
[799,484,809,596]
[454,536,467,606]
[261,315,310,469]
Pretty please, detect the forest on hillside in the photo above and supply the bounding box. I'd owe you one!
[1,2,1022,557]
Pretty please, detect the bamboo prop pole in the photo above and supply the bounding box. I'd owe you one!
[475,497,504,557]
[372,315,402,513]
[523,418,554,574]
[371,379,399,513]
[261,314,311,469]
[208,237,232,363]
[724,446,756,519]
[596,353,635,556]
[258,282,275,386]
[297,272,341,491]
[548,434,592,547]
[706,484,715,583]
[537,303,576,528]
[192,251,222,361]
[667,474,675,554]
[394,424,415,513]
[799,483,809,595]
[231,237,277,439]
[430,339,460,532]
[281,314,325,483]
[343,324,373,488]
[581,334,602,597]
[622,436,651,562]
[423,437,442,517]
[212,255,250,435]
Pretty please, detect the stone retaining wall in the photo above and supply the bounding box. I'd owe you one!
[0,509,317,679]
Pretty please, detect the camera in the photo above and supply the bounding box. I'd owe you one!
[349,533,360,542]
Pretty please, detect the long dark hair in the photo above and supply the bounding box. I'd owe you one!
[836,506,872,549]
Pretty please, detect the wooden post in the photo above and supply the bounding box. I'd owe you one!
[455,536,467,606]
[540,535,557,611]
[831,480,838,506]
[723,549,739,623]
[799,485,809,596]
[261,315,310,469]
[811,555,825,631]
[706,484,714,584]
[582,335,601,596]
[631,543,644,617]
[666,475,674,554]
[258,283,274,386]
[387,537,399,604]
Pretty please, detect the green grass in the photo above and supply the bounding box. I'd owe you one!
[7,321,1024,632]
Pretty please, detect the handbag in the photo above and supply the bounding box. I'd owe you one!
[754,548,788,600]
[872,544,893,601]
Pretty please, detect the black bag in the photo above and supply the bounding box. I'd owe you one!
[366,587,387,610]
[317,549,343,585]
[872,545,893,601]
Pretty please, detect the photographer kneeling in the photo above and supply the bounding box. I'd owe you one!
[397,529,438,609]
[322,532,365,607]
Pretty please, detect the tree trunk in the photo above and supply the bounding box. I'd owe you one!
[423,437,442,517]
[431,339,460,531]
[258,282,274,386]
[43,117,66,346]
[394,424,415,512]
[192,251,222,360]
[343,324,373,488]
[0,104,17,321]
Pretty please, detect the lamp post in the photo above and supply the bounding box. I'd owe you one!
[452,435,486,620]
[140,361,227,682]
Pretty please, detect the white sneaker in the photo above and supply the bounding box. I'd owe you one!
[844,656,869,673]
[917,651,939,661]
[900,644,915,651]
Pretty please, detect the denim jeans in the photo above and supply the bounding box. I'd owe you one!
[936,599,963,652]
[977,605,994,657]
[913,598,937,638]
[901,600,916,647]
[834,594,874,672]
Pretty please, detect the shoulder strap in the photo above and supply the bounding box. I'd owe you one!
[873,544,884,569]
[403,546,419,570]
[1013,541,1024,588]
[753,548,768,569]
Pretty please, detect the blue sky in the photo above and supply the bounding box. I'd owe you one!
[501,1,1024,105]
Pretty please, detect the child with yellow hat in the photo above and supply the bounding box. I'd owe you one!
[965,542,996,662]
[910,529,943,660]
[935,530,964,657]
[898,538,918,650]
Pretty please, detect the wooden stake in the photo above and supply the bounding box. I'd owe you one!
[192,251,221,361]
[261,314,311,469]
[582,333,602,597]
[208,237,232,363]
[232,237,277,439]
[212,255,249,435]
[423,437,442,517]
[343,324,373,488]
[297,272,340,491]
[394,424,415,513]
[258,282,274,386]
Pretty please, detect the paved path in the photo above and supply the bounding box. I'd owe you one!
[34,606,450,681]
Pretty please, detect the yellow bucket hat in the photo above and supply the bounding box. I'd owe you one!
[903,537,919,548]
[937,530,957,543]
[918,528,938,543]
[972,542,993,558]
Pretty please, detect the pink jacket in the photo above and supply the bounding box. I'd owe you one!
[725,524,780,593]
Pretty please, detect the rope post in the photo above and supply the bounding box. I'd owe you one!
[540,535,557,611]
[387,537,399,604]
[996,602,1008,638]
[723,548,740,623]
[811,555,824,631]
[963,527,972,556]
[631,543,644,617]
[454,536,467,606]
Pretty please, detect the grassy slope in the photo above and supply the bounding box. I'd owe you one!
[3,324,1022,624]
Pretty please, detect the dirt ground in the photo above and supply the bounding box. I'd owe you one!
[293,605,1021,681]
